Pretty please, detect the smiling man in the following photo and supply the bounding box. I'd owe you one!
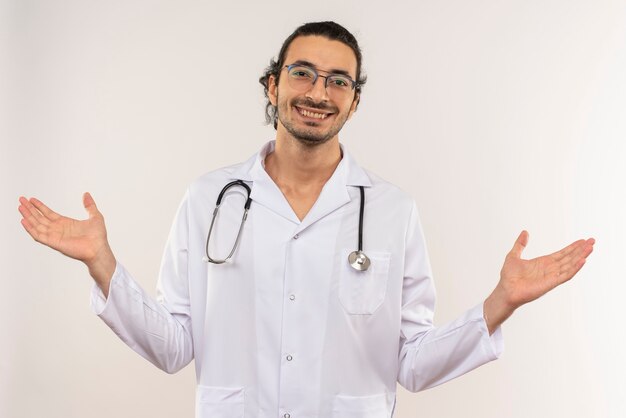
[269,37,359,145]
[18,21,594,418]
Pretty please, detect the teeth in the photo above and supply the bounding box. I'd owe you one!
[298,108,329,119]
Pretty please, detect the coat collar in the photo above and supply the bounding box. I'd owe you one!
[229,140,372,187]
[228,140,371,228]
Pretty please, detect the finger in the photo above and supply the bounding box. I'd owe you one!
[553,238,593,265]
[20,216,48,244]
[18,197,54,239]
[29,197,60,221]
[82,192,100,217]
[20,217,37,238]
[557,255,590,284]
[20,206,51,233]
[560,239,595,268]
[554,240,595,284]
[508,230,529,259]
[549,239,587,262]
[18,197,49,226]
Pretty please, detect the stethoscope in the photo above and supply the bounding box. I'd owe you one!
[203,180,371,271]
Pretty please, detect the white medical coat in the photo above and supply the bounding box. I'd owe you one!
[91,141,503,418]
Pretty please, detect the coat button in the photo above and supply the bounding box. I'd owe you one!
[293,234,299,240]
[286,355,293,361]
[289,294,295,301]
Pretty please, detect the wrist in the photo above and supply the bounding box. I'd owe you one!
[483,287,516,335]
[86,244,116,298]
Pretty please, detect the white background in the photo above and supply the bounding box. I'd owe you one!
[1,0,625,417]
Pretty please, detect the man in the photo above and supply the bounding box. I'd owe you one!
[18,21,594,418]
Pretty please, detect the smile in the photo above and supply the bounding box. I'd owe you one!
[295,106,332,120]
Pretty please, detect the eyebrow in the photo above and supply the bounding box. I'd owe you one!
[290,60,353,78]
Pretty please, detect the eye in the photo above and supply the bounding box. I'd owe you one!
[289,67,314,79]
[328,76,350,88]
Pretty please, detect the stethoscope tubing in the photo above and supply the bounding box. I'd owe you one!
[203,180,252,264]
[204,181,370,271]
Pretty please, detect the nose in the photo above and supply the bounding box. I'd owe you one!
[305,75,330,102]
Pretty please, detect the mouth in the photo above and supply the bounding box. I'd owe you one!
[294,106,334,121]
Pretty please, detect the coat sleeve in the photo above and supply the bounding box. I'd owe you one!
[90,190,194,374]
[396,201,504,392]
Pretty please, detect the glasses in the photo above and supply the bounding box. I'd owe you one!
[282,64,357,98]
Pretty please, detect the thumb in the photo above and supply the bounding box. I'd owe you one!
[508,230,529,259]
[82,192,100,217]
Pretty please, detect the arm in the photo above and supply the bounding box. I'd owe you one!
[18,193,194,373]
[397,204,594,392]
[397,203,503,392]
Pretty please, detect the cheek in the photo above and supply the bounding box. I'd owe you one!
[277,91,298,111]
[346,98,358,119]
[275,91,287,110]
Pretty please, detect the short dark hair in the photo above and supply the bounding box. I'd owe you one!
[259,21,367,129]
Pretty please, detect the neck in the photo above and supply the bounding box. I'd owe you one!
[265,131,342,188]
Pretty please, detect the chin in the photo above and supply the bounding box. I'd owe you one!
[292,132,334,147]
[277,112,344,147]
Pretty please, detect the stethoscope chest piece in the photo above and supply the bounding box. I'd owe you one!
[348,250,371,271]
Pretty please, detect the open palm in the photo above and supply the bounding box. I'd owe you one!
[499,231,595,309]
[18,193,109,263]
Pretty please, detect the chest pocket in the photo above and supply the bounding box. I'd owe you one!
[196,385,244,418]
[338,249,391,315]
[332,393,388,418]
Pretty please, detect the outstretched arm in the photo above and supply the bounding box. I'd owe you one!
[397,206,595,392]
[19,192,194,372]
[18,193,117,297]
[483,230,595,334]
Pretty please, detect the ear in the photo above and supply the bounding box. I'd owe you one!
[268,75,278,106]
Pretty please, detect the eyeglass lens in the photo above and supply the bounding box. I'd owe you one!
[286,65,354,97]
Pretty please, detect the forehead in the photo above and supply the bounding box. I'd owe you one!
[283,35,358,78]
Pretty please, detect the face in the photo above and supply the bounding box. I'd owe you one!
[269,36,359,147]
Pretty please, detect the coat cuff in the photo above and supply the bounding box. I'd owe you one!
[472,302,504,359]
[90,261,124,316]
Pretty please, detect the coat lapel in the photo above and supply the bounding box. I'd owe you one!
[228,141,372,231]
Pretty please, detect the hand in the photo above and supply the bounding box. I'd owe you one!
[18,193,116,296]
[484,231,595,334]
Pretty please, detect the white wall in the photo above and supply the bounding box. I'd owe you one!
[1,0,624,417]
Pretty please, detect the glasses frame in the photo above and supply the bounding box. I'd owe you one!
[282,63,358,93]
